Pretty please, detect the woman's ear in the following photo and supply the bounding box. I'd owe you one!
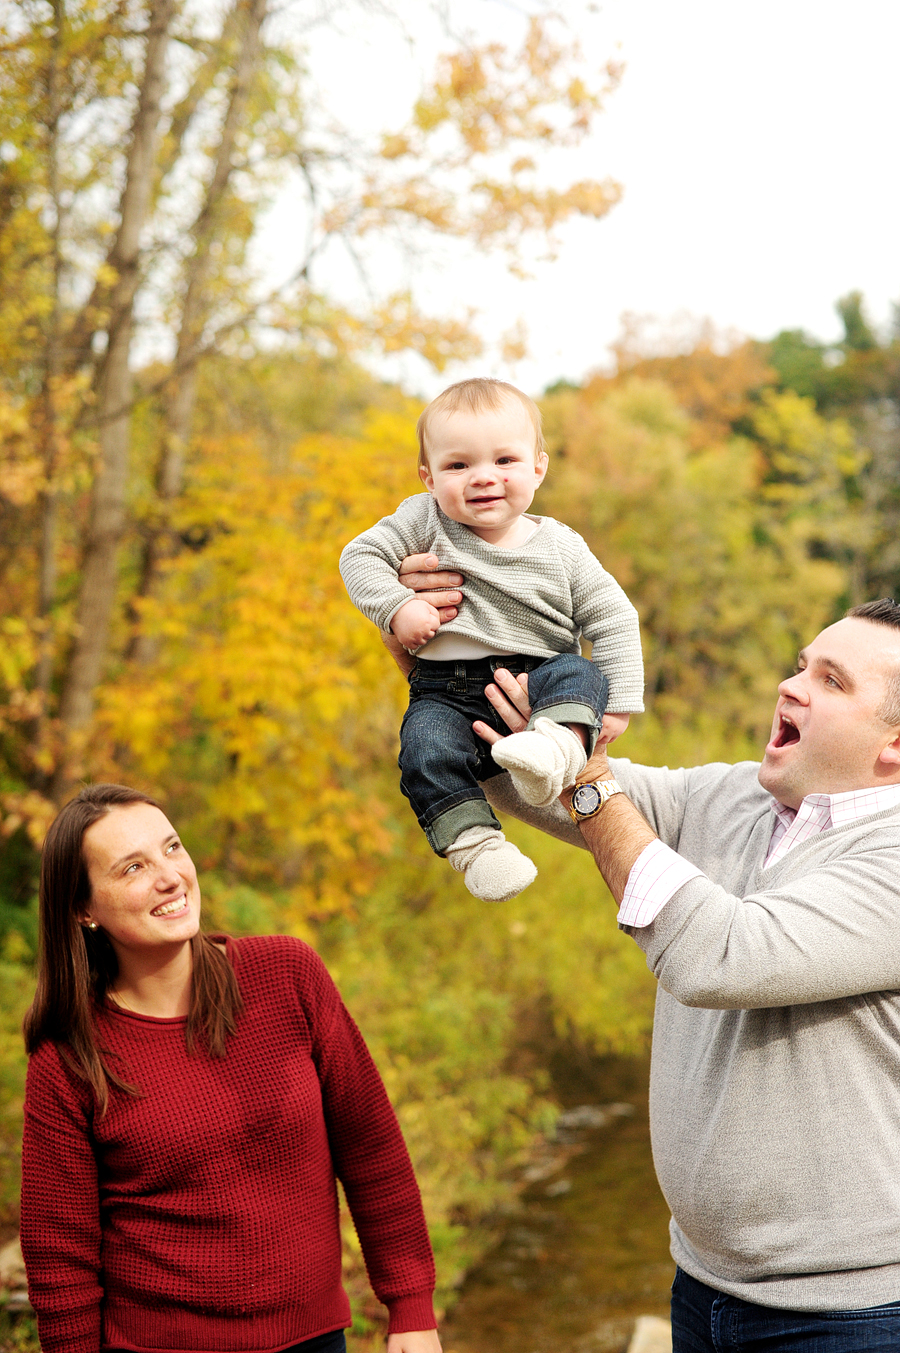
[79,915,99,931]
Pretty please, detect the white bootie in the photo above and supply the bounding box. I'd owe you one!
[445,825,537,902]
[490,717,588,808]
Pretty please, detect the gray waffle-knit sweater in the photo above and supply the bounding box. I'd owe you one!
[339,494,644,713]
[485,759,900,1311]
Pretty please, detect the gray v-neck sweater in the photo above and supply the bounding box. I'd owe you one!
[486,759,900,1311]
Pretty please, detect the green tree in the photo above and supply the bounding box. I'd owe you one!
[766,292,900,601]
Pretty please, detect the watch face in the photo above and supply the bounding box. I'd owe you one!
[572,783,602,816]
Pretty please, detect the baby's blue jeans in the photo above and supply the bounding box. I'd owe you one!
[398,651,609,855]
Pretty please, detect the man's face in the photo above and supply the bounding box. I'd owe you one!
[758,617,900,808]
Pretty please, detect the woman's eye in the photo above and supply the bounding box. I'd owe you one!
[166,841,181,855]
[125,862,140,875]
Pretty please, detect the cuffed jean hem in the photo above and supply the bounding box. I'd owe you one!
[424,796,501,855]
[526,699,600,754]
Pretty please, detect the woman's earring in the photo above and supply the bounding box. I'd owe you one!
[87,921,98,931]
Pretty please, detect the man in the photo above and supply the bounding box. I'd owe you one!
[388,565,900,1352]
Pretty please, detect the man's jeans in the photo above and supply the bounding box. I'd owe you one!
[672,1267,900,1352]
[399,652,609,855]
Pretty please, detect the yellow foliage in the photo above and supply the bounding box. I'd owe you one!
[95,408,424,914]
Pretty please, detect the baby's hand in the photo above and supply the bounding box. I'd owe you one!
[597,712,631,746]
[391,598,441,651]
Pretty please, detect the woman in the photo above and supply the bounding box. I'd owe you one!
[20,783,442,1353]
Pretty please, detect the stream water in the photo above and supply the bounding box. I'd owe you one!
[442,1054,674,1353]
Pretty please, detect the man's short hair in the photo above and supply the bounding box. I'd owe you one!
[846,598,900,725]
[416,378,546,471]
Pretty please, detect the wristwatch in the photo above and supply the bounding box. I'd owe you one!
[568,778,623,824]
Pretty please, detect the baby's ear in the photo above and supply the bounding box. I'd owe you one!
[535,451,549,485]
[419,465,434,492]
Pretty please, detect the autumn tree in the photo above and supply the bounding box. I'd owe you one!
[539,374,848,761]
[0,0,623,837]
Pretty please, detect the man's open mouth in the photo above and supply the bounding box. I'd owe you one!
[772,716,801,749]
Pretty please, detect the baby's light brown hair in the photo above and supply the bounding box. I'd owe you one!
[417,378,546,471]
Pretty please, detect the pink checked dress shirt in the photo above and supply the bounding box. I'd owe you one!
[618,782,900,929]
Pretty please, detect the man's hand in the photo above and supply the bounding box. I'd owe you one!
[386,1330,442,1353]
[474,667,532,743]
[398,553,463,622]
[391,598,441,650]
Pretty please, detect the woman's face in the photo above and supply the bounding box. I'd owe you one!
[81,803,201,961]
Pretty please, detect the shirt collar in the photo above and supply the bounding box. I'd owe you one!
[772,782,900,830]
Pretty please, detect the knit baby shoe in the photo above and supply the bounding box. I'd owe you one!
[445,825,537,902]
[490,716,587,808]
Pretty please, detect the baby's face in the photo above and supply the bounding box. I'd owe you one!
[419,399,548,544]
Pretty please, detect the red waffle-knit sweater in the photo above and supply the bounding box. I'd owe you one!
[20,935,436,1353]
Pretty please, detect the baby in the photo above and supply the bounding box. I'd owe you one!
[340,378,643,901]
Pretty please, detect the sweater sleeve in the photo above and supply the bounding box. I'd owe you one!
[628,841,900,1009]
[20,1045,103,1353]
[565,533,644,712]
[611,760,721,844]
[299,949,437,1334]
[339,496,434,633]
[481,757,704,850]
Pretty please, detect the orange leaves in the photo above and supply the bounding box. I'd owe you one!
[364,15,622,259]
[410,18,618,157]
[369,293,482,371]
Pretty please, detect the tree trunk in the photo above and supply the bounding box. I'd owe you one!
[53,0,177,792]
[130,0,269,665]
[34,0,64,709]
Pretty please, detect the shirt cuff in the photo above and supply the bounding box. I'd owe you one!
[617,839,706,928]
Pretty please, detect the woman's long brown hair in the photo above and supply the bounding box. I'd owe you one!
[24,784,243,1114]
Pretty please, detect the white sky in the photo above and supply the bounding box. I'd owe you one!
[257,0,900,396]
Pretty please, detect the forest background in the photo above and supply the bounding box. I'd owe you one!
[2,1,900,1348]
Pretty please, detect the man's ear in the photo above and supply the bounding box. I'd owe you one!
[877,733,900,767]
[418,464,434,493]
